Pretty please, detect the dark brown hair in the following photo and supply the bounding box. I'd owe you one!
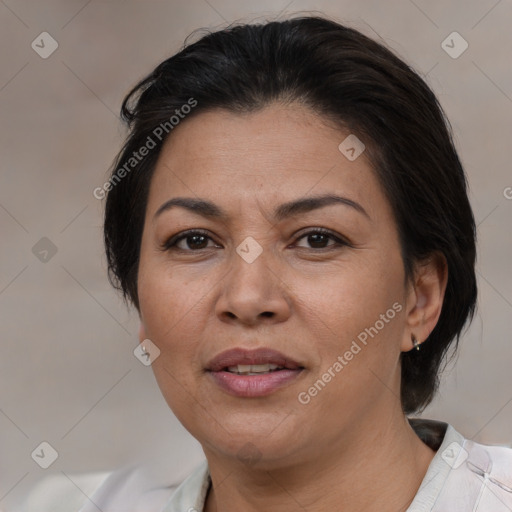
[103,15,477,414]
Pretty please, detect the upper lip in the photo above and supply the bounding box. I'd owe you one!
[206,348,304,372]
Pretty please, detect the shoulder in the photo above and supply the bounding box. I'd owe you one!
[446,433,512,510]
[409,420,512,512]
[464,434,512,488]
[21,470,111,512]
[21,464,179,512]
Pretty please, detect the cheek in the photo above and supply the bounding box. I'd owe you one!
[137,259,206,368]
[303,254,406,377]
[139,249,204,327]
[309,256,403,330]
[138,266,207,421]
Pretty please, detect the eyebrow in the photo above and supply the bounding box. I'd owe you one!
[153,193,370,222]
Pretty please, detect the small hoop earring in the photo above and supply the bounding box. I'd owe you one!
[412,334,421,351]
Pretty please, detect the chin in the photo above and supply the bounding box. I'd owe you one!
[203,426,305,467]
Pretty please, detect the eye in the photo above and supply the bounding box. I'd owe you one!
[162,227,350,253]
[293,228,349,250]
[162,229,220,251]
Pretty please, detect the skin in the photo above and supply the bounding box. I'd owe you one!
[137,103,448,512]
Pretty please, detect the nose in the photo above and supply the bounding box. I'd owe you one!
[215,243,292,326]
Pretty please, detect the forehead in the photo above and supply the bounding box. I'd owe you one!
[146,104,386,221]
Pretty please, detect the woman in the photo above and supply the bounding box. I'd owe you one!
[25,14,512,512]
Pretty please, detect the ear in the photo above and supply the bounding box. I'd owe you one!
[401,252,448,352]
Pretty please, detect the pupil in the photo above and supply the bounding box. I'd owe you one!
[309,233,327,248]
[189,235,207,249]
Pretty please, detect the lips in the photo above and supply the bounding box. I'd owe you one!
[206,348,305,398]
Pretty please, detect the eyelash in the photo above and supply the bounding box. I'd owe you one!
[161,228,350,252]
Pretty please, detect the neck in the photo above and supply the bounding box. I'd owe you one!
[203,408,436,512]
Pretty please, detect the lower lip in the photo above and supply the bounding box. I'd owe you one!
[208,369,303,397]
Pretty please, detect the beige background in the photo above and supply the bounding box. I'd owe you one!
[1,0,511,509]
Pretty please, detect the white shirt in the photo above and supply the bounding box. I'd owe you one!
[22,419,512,511]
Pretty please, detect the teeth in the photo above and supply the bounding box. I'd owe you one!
[227,363,282,375]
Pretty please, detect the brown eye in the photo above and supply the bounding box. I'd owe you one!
[162,230,219,251]
[294,229,349,249]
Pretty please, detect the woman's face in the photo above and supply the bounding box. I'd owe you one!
[137,104,415,467]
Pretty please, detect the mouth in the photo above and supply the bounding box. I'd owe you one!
[224,363,289,375]
[206,348,305,397]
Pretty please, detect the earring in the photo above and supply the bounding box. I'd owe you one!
[412,334,421,351]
